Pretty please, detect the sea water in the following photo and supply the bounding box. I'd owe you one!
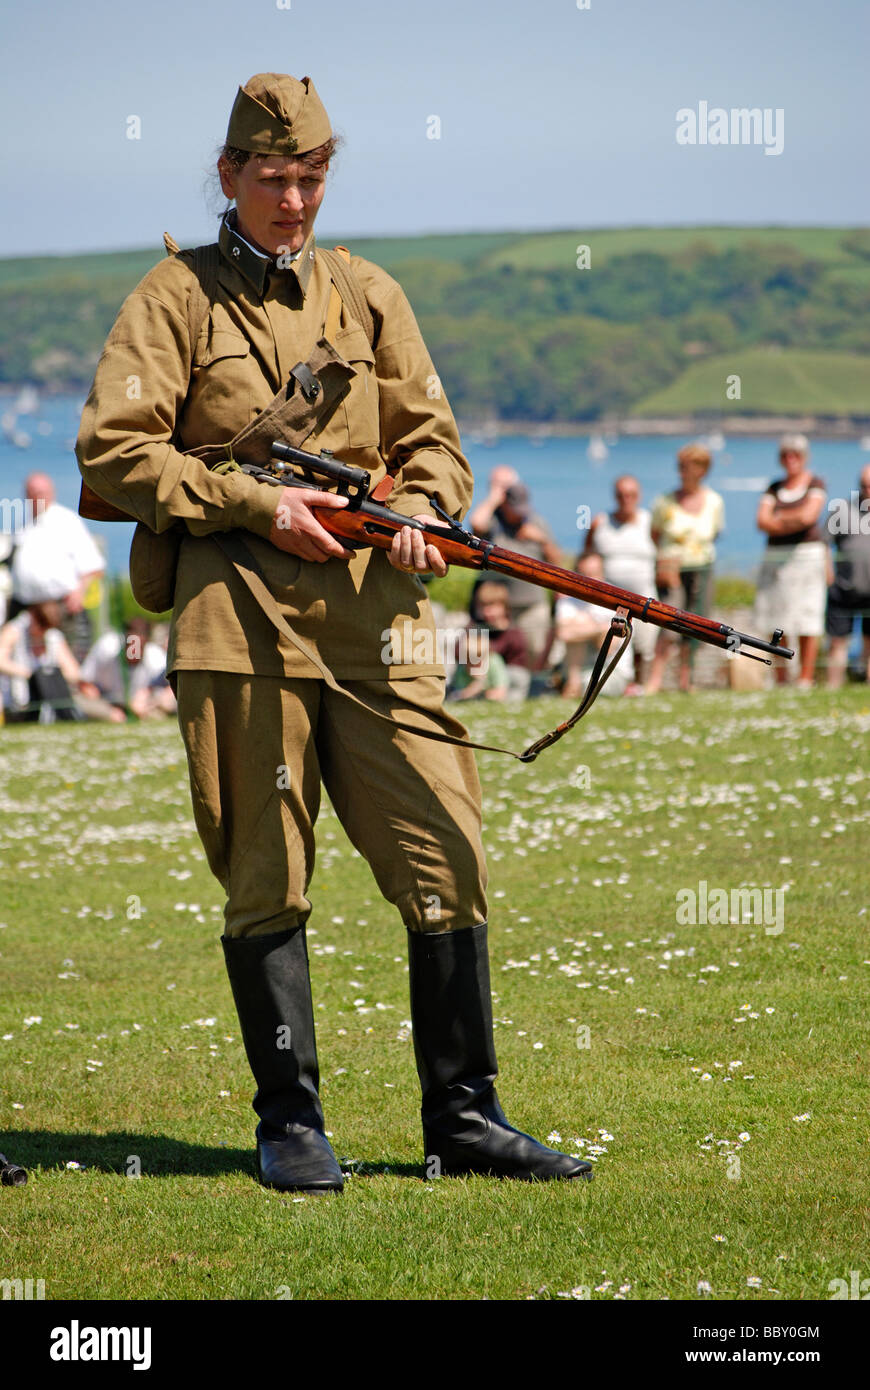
[0,392,865,578]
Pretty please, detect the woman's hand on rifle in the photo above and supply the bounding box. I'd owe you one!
[268,487,355,563]
[387,516,450,578]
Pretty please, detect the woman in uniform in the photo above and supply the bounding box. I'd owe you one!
[77,73,590,1192]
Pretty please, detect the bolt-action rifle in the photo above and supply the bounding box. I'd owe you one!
[261,442,793,666]
[78,441,793,666]
[78,443,793,761]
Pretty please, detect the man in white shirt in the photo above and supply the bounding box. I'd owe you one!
[583,475,657,691]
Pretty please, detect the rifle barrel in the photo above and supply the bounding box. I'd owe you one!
[317,504,794,663]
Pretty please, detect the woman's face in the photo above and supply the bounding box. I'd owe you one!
[780,449,806,480]
[678,457,707,491]
[219,154,327,258]
[477,592,510,627]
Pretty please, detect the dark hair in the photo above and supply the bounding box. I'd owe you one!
[218,135,341,175]
[469,576,511,623]
[31,600,63,629]
[125,617,152,642]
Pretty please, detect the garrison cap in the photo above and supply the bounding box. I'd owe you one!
[226,73,332,156]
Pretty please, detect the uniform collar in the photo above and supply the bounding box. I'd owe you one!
[219,210,316,298]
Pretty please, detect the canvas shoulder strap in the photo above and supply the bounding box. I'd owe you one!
[319,245,375,346]
[162,232,221,358]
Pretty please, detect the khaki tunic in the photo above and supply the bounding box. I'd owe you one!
[76,217,488,936]
[76,218,474,680]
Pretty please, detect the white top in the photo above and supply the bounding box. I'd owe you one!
[591,509,656,593]
[12,502,104,603]
[553,596,631,691]
[5,610,67,709]
[555,595,609,624]
[79,631,167,703]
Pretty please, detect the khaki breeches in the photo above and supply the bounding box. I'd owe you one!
[176,672,489,938]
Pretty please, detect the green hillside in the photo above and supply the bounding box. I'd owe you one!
[634,349,870,417]
[479,226,868,272]
[3,226,870,420]
[0,248,160,292]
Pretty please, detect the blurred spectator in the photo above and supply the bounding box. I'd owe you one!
[825,463,870,688]
[0,596,82,723]
[469,465,520,521]
[553,554,632,700]
[469,473,561,665]
[468,578,531,699]
[0,534,13,628]
[753,435,827,688]
[447,630,508,703]
[11,472,105,660]
[79,617,176,718]
[150,622,171,656]
[646,443,725,694]
[584,474,657,691]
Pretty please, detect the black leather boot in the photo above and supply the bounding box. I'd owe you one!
[408,923,592,1181]
[221,927,343,1193]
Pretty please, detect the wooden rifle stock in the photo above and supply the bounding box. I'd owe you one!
[78,480,134,523]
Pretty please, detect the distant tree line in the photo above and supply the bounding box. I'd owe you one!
[2,238,869,420]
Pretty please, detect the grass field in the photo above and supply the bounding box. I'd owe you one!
[0,687,867,1301]
[632,348,870,417]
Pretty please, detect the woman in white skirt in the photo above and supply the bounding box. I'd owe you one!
[753,435,827,687]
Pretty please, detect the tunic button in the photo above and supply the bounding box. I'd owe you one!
[309,250,314,260]
[232,247,240,257]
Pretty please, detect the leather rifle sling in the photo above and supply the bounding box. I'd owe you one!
[212,529,633,764]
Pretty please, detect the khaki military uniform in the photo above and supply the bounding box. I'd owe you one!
[77,217,488,935]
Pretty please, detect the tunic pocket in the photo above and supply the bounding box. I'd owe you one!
[191,330,252,425]
[197,329,251,368]
[332,325,380,449]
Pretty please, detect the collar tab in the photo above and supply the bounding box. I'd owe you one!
[219,212,316,296]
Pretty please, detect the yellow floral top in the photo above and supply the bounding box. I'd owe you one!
[651,488,725,569]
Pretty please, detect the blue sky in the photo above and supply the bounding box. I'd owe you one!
[2,0,866,256]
